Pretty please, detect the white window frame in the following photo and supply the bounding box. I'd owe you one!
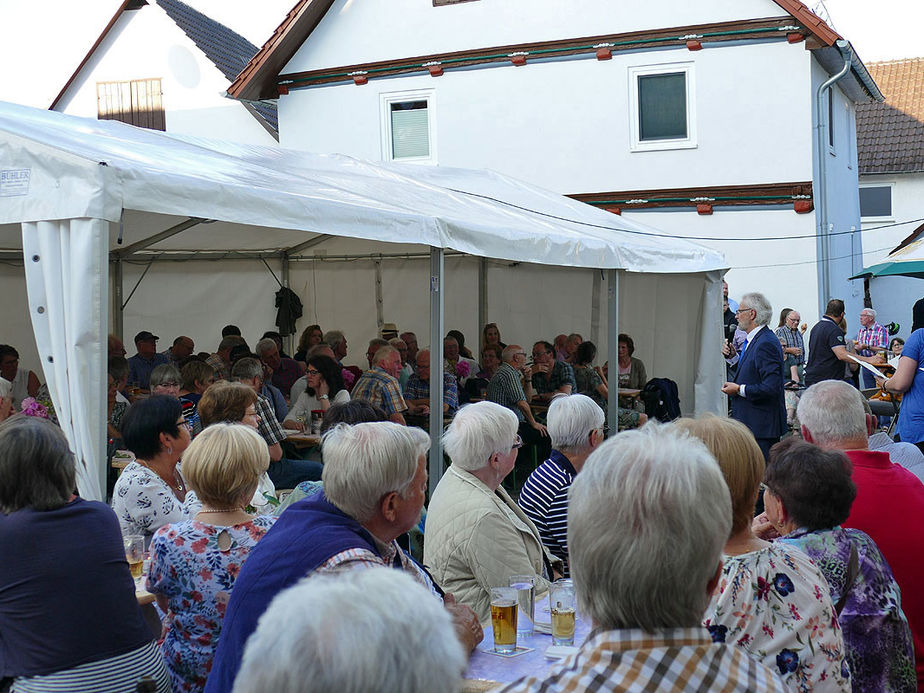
[628,62,696,152]
[859,182,895,223]
[380,89,436,164]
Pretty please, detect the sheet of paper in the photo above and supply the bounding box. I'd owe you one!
[845,353,888,380]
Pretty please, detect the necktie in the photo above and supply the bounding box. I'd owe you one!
[741,339,748,357]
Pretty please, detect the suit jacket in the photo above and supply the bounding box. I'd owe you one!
[731,325,786,440]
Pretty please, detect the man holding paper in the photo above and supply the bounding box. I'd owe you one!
[805,299,886,387]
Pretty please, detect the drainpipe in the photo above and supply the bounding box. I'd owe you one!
[815,39,851,317]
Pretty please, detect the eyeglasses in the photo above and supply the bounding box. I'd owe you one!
[511,434,524,450]
[735,307,754,315]
[158,381,180,388]
[176,419,191,430]
[306,368,321,375]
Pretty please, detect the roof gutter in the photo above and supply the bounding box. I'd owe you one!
[815,39,851,317]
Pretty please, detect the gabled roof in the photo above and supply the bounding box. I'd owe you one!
[50,0,277,134]
[857,58,924,175]
[228,0,856,102]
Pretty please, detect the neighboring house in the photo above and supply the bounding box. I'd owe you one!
[227,0,882,326]
[856,57,924,336]
[51,0,278,145]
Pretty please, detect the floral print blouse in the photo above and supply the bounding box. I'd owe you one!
[112,461,200,541]
[779,527,917,693]
[147,517,276,693]
[703,542,850,692]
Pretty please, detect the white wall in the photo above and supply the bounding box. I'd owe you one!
[862,172,924,338]
[54,6,277,146]
[280,41,814,192]
[287,0,786,71]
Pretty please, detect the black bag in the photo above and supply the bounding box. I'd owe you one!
[640,378,681,422]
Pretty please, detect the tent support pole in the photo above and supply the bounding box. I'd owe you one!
[478,257,487,360]
[428,247,445,498]
[606,269,619,434]
[112,256,124,341]
[374,258,384,331]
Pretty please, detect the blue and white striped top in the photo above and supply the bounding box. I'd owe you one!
[517,450,576,576]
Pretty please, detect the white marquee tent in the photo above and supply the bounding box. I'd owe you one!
[0,101,728,500]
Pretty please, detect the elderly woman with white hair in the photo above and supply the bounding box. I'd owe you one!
[233,568,466,693]
[425,401,562,624]
[517,394,604,576]
[500,424,788,692]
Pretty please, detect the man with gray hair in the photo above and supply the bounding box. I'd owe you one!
[517,394,603,576]
[721,291,786,459]
[351,345,413,424]
[233,569,466,693]
[207,335,245,381]
[206,421,482,692]
[256,337,304,400]
[856,307,889,388]
[796,380,924,687]
[500,425,786,692]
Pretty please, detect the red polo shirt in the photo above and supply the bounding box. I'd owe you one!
[844,448,924,688]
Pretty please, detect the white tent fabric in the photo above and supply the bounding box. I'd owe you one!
[21,219,108,501]
[0,101,729,500]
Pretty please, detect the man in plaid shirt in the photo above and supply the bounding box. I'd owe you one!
[857,308,889,388]
[499,426,786,693]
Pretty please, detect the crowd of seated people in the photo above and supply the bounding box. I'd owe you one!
[11,314,924,693]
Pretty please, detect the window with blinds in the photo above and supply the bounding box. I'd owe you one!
[390,101,430,159]
[96,78,165,131]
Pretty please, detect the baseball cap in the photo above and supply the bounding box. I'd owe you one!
[134,330,159,343]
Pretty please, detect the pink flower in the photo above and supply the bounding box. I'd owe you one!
[191,538,208,554]
[455,361,471,378]
[342,369,355,387]
[789,603,801,620]
[198,568,213,582]
[20,397,49,419]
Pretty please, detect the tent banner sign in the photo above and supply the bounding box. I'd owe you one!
[0,169,30,196]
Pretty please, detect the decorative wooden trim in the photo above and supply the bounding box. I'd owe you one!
[277,17,805,89]
[570,182,814,213]
[433,0,479,5]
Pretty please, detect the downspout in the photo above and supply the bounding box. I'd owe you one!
[815,39,851,317]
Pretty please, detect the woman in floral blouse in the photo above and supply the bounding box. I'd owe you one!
[147,423,276,693]
[757,438,916,692]
[112,396,197,541]
[674,416,850,692]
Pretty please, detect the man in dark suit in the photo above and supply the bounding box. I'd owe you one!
[721,292,786,459]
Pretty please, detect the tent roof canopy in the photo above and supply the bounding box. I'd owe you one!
[0,101,725,274]
[852,223,924,280]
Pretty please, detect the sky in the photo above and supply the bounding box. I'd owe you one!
[0,0,922,109]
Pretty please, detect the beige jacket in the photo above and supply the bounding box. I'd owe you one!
[424,465,560,624]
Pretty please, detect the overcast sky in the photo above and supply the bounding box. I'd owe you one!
[0,0,921,109]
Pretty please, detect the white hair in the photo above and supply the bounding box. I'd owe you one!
[547,394,604,449]
[372,345,397,366]
[568,424,731,630]
[861,308,877,319]
[443,401,518,472]
[321,422,430,522]
[739,292,772,326]
[255,338,277,356]
[233,568,465,693]
[797,380,868,445]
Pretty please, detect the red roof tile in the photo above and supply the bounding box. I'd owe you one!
[857,58,924,174]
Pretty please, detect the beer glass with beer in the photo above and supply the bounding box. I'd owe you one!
[508,575,535,638]
[490,586,518,653]
[550,581,576,646]
[124,534,145,580]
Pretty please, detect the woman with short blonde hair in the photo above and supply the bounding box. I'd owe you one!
[674,416,849,691]
[147,423,276,693]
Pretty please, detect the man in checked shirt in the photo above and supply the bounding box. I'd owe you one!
[856,307,889,389]
[499,425,786,693]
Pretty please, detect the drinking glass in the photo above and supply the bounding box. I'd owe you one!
[124,534,145,581]
[490,586,518,653]
[550,581,576,646]
[508,575,535,638]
